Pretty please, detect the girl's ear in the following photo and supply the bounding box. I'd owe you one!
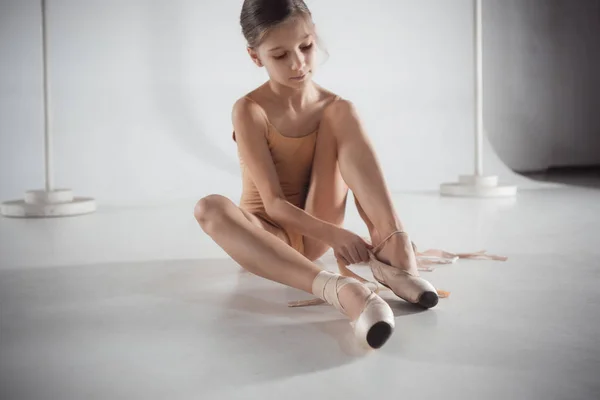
[247,47,263,67]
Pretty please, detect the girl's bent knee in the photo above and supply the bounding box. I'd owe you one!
[194,194,229,230]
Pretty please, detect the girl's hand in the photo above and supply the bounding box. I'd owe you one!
[329,227,373,266]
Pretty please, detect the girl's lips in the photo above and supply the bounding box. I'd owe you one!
[290,72,308,80]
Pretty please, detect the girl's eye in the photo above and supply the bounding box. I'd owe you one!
[273,43,313,60]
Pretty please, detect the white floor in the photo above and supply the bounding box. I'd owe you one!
[1,184,599,400]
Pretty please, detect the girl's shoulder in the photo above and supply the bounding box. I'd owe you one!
[314,85,343,105]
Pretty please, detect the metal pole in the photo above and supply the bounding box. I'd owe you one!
[474,0,484,176]
[41,0,54,191]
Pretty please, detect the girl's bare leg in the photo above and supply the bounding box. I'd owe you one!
[302,115,389,265]
[322,102,419,275]
[300,122,375,314]
[194,195,370,320]
[302,118,349,263]
[303,110,400,269]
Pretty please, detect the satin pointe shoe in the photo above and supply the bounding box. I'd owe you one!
[312,270,395,349]
[369,230,439,309]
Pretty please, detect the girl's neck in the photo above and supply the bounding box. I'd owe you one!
[266,79,319,110]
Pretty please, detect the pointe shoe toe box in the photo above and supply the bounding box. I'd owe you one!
[352,293,395,349]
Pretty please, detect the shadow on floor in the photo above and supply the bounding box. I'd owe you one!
[522,166,600,189]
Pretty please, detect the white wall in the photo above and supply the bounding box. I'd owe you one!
[1,0,593,206]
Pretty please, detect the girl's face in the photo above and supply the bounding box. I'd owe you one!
[248,15,317,88]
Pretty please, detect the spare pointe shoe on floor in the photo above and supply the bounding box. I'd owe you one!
[369,230,439,309]
[312,270,395,349]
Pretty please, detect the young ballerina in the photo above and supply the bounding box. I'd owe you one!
[194,0,438,349]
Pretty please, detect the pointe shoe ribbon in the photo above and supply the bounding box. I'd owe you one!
[288,236,507,307]
[287,260,379,308]
[365,236,508,271]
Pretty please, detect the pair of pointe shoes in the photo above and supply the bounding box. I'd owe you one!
[310,230,438,349]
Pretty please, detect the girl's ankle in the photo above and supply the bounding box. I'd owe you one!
[374,233,419,275]
[338,282,372,321]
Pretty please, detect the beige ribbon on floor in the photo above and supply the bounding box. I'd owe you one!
[288,244,507,307]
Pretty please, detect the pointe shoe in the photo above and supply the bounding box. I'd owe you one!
[312,271,395,349]
[369,231,439,309]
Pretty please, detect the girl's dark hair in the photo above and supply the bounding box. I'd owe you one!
[240,0,313,48]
